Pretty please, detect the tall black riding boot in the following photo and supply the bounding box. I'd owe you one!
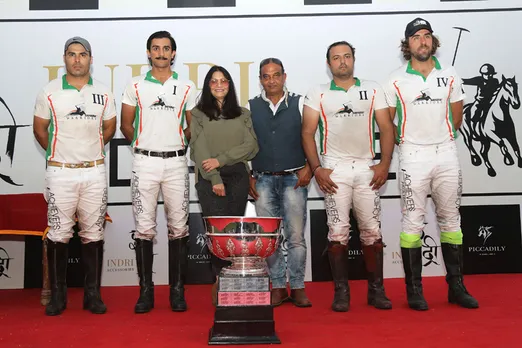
[401,247,428,311]
[82,241,107,314]
[363,240,392,310]
[45,240,68,316]
[441,243,479,309]
[169,236,189,312]
[134,239,154,314]
[327,241,350,312]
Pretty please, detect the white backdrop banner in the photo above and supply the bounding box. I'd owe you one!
[1,8,522,198]
[1,2,521,287]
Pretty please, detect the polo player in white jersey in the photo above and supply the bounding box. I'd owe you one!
[121,31,197,314]
[384,18,479,311]
[302,41,395,312]
[33,37,117,316]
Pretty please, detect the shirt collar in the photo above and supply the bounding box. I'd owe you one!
[261,87,288,108]
[145,70,179,84]
[329,78,361,92]
[406,56,442,75]
[62,74,93,90]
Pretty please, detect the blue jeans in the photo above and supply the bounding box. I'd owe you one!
[254,173,308,289]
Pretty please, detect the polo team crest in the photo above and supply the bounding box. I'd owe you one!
[459,64,521,177]
[0,96,29,186]
[412,89,443,104]
[150,95,176,111]
[66,104,97,120]
[335,102,364,117]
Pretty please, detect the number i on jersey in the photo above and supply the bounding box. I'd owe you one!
[92,94,105,105]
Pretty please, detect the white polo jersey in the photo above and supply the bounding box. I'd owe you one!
[122,71,197,151]
[304,78,388,160]
[34,75,116,163]
[384,57,466,145]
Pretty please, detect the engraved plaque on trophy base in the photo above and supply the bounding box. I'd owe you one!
[208,274,280,345]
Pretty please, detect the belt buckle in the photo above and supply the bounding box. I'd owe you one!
[162,152,169,159]
[83,161,91,167]
[69,163,79,169]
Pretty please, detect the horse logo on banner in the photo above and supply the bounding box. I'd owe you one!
[450,27,521,177]
[459,65,521,177]
[196,233,208,253]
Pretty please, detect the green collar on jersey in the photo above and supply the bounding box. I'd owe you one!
[145,70,179,84]
[406,56,442,79]
[62,74,93,91]
[329,77,361,91]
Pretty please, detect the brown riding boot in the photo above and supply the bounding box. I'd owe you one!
[327,241,350,312]
[362,240,392,310]
[271,288,289,306]
[290,288,312,307]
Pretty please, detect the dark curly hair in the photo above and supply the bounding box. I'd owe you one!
[400,35,440,61]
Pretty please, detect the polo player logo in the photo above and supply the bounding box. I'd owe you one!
[67,105,96,120]
[460,63,521,177]
[340,103,354,114]
[151,95,167,107]
[150,95,175,111]
[415,90,432,102]
[0,96,29,186]
[412,89,442,104]
[336,103,364,117]
[69,105,86,117]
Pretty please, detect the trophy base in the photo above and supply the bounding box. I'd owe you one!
[208,273,280,345]
[208,306,280,345]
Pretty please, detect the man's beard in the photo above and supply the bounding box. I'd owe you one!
[411,47,431,62]
[333,67,353,79]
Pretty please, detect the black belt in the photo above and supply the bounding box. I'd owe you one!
[255,170,297,176]
[134,148,185,158]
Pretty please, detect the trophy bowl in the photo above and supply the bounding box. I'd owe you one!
[204,216,283,276]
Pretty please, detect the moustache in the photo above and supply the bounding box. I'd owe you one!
[155,57,169,60]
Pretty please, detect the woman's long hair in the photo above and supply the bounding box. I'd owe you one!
[196,65,242,121]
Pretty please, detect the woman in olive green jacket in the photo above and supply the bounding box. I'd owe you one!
[189,65,258,305]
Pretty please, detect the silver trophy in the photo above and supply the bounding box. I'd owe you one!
[204,216,283,345]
